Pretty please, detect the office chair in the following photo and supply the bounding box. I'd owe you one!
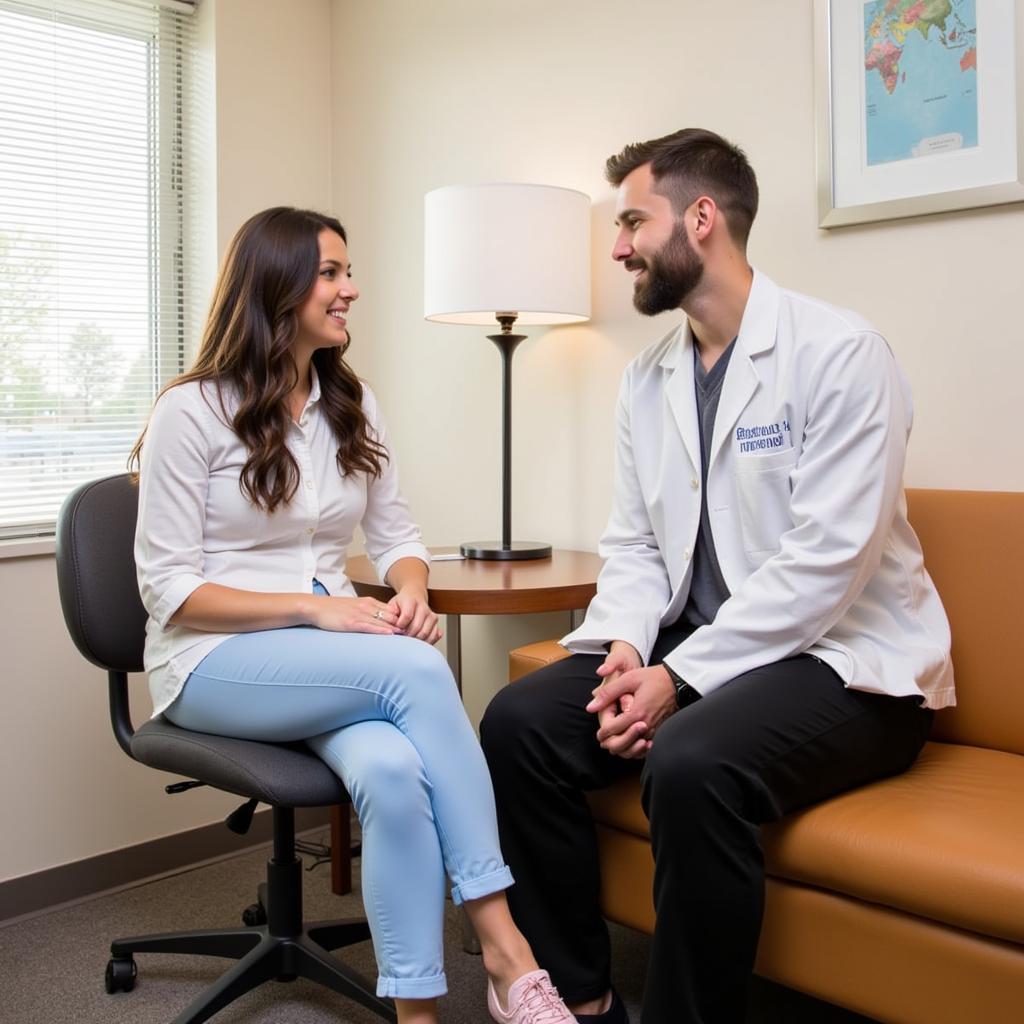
[55,473,395,1024]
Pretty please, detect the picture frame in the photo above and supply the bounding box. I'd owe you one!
[814,0,1024,228]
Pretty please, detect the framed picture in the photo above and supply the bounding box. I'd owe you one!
[815,0,1024,227]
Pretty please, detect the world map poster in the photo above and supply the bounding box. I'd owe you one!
[863,0,978,166]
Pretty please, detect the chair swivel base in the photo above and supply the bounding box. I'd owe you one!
[106,871,395,1024]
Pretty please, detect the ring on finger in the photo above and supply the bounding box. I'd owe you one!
[373,610,384,620]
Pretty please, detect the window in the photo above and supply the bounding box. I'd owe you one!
[0,0,197,540]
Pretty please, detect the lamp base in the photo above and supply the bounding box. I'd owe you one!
[460,541,552,561]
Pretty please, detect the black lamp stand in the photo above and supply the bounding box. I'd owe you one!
[460,313,552,561]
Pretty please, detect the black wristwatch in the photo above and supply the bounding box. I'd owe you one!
[663,664,702,709]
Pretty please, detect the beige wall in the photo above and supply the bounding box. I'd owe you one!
[212,0,333,250]
[330,0,1024,725]
[3,0,1022,884]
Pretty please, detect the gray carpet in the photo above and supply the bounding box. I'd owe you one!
[0,828,873,1023]
[0,828,645,1024]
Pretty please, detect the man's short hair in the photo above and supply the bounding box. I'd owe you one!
[605,128,759,247]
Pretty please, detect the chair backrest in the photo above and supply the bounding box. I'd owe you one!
[906,488,1024,756]
[56,473,147,675]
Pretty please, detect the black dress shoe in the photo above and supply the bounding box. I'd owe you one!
[574,987,629,1023]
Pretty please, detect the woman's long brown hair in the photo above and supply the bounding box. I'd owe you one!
[129,207,386,511]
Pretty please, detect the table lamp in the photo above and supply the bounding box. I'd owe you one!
[424,182,591,560]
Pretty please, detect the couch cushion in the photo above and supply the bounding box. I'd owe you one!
[509,639,570,682]
[906,489,1024,756]
[586,741,1024,945]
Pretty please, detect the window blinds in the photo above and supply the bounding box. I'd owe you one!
[0,0,197,539]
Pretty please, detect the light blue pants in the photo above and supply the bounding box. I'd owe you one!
[165,588,513,999]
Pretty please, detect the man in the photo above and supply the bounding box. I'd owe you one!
[480,129,953,1024]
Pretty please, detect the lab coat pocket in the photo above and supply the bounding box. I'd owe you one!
[734,448,799,559]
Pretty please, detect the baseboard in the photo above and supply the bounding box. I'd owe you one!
[0,805,332,924]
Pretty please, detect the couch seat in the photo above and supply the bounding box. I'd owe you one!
[586,741,1024,945]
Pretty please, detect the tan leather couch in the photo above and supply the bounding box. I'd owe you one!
[508,490,1024,1024]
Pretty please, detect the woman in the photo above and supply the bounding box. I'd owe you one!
[131,207,573,1024]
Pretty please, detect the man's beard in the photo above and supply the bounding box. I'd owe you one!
[627,224,704,316]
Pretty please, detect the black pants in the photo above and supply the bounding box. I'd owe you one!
[480,625,933,1024]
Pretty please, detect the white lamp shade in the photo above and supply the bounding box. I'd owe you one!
[424,183,591,326]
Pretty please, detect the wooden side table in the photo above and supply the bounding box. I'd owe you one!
[346,546,602,690]
[328,547,602,897]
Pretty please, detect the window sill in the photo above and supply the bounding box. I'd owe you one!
[0,536,57,560]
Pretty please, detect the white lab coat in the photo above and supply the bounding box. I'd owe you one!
[563,271,954,710]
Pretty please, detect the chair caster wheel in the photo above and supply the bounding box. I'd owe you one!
[242,902,267,927]
[105,957,137,993]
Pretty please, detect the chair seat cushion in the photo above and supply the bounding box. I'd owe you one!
[131,716,347,808]
[586,741,1024,945]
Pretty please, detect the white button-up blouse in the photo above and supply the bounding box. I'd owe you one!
[134,370,429,716]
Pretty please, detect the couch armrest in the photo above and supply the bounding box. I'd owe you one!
[509,640,571,682]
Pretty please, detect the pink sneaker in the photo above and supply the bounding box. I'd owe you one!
[488,968,575,1023]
